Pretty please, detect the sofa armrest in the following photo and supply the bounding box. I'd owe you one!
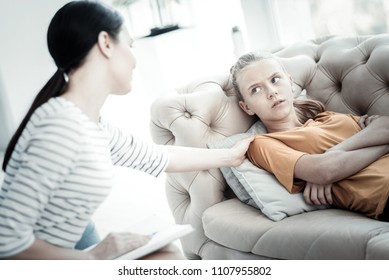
[150,76,256,258]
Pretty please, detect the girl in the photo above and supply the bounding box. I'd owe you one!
[230,51,389,221]
[0,1,253,259]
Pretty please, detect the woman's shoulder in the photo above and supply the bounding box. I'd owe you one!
[13,98,89,160]
[41,97,97,126]
[27,97,90,138]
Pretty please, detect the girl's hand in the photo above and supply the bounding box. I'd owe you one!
[229,135,255,167]
[89,232,151,260]
[303,182,333,205]
[358,114,380,129]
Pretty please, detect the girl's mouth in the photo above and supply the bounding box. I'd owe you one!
[272,100,285,108]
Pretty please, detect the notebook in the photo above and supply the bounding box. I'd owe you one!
[116,223,193,260]
[85,214,194,260]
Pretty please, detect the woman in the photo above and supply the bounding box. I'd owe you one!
[230,51,389,221]
[0,1,253,259]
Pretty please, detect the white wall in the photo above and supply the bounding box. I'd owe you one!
[240,0,315,51]
[272,0,314,46]
[0,69,13,151]
[0,0,249,151]
[132,0,247,96]
[240,0,281,51]
[0,0,71,150]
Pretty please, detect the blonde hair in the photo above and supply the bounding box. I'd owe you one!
[230,51,324,124]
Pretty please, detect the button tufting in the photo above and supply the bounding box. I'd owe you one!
[364,53,370,63]
[184,111,192,118]
[337,81,342,92]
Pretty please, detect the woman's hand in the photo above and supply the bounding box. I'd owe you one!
[165,135,254,172]
[89,232,151,260]
[303,182,333,205]
[229,135,255,167]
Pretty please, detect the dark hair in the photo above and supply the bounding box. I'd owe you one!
[2,1,123,171]
[230,51,325,124]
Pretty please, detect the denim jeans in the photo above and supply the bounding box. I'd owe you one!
[75,221,100,250]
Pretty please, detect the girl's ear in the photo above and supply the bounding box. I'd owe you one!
[239,100,255,115]
[97,31,113,58]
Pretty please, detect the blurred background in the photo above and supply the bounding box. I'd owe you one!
[1,0,389,237]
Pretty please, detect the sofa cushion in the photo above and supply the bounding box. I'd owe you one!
[208,121,326,221]
[208,132,258,209]
[203,198,389,259]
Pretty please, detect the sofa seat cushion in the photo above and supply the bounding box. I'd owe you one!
[202,198,389,259]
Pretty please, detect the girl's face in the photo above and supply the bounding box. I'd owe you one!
[109,26,136,95]
[236,58,296,124]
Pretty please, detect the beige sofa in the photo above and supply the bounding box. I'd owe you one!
[150,34,389,259]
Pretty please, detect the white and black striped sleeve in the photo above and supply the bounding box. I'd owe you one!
[0,115,82,257]
[106,123,169,177]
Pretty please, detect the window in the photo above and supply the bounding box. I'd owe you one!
[308,0,389,37]
[111,0,194,38]
[243,0,389,51]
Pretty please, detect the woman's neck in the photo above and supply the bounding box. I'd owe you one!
[61,68,108,123]
[60,45,114,123]
[62,91,106,123]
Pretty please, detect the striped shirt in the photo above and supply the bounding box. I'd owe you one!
[0,97,169,257]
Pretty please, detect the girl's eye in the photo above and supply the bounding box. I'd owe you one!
[272,76,280,83]
[251,86,262,94]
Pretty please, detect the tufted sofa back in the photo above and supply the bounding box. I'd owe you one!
[150,34,389,259]
[276,35,389,115]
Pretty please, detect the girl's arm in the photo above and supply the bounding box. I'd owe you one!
[295,115,389,185]
[165,136,254,172]
[328,115,389,152]
[296,145,389,185]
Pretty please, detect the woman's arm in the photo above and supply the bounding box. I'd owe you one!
[165,136,254,172]
[6,233,150,260]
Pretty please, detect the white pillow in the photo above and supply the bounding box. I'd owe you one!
[208,132,259,209]
[208,121,327,221]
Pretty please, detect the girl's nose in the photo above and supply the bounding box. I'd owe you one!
[266,85,278,99]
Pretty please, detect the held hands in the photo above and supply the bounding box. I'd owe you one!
[303,182,333,206]
[89,232,151,259]
[229,135,255,167]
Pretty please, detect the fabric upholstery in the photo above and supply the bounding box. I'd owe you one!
[207,122,327,222]
[150,34,389,259]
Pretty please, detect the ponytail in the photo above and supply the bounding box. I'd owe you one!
[293,99,325,124]
[2,1,123,172]
[2,70,67,171]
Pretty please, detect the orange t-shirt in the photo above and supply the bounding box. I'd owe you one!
[247,111,389,219]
